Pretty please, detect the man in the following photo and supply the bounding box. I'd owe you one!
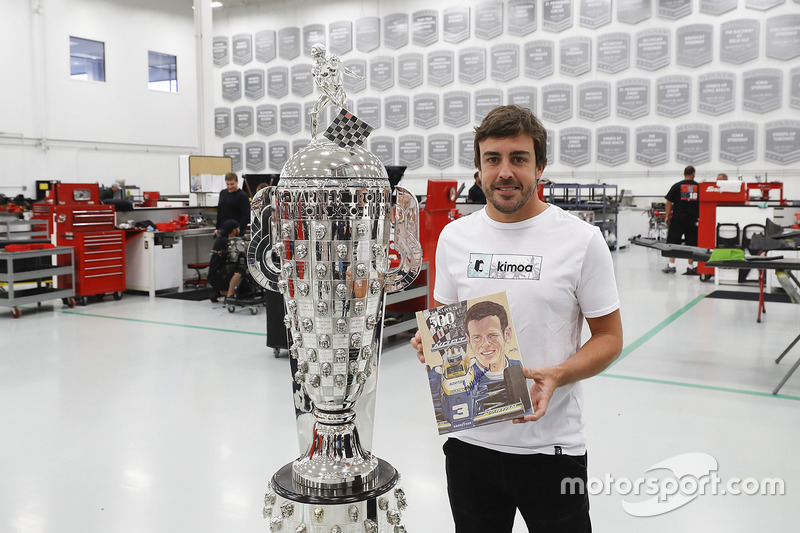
[466,300,519,376]
[309,43,365,139]
[215,172,250,236]
[410,105,622,532]
[717,173,728,181]
[466,171,486,204]
[662,165,700,274]
[208,219,244,302]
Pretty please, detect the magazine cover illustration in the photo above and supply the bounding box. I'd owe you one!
[416,291,533,434]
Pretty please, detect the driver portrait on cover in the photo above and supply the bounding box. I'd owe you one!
[466,300,522,380]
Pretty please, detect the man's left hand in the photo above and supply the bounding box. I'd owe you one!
[513,366,560,423]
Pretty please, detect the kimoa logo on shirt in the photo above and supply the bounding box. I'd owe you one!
[468,253,542,280]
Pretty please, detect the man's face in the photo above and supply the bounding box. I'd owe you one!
[226,178,238,193]
[467,315,511,370]
[478,134,543,222]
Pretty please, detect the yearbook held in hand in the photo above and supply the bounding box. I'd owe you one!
[415,291,533,434]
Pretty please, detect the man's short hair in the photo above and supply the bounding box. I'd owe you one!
[473,105,547,171]
[465,300,509,333]
[717,173,728,180]
[684,165,695,177]
[225,172,238,182]
[474,171,480,179]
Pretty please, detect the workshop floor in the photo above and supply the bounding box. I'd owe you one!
[2,243,798,533]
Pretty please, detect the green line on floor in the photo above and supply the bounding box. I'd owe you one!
[607,293,707,369]
[601,372,800,401]
[57,309,266,336]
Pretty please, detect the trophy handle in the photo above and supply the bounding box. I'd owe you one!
[384,186,423,293]
[247,186,282,291]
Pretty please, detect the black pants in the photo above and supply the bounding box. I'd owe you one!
[666,215,698,246]
[444,438,591,533]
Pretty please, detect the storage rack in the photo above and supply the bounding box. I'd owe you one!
[0,218,50,244]
[544,183,620,250]
[383,262,429,338]
[0,246,76,318]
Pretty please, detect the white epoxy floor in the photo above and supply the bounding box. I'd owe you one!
[1,243,798,533]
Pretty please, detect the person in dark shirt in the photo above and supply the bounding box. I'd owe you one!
[663,165,700,274]
[215,172,250,236]
[466,171,486,204]
[208,219,244,302]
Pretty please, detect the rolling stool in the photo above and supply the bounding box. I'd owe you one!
[185,262,210,289]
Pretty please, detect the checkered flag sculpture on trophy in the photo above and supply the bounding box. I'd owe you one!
[324,109,374,148]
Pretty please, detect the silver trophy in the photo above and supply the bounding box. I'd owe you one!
[248,43,422,532]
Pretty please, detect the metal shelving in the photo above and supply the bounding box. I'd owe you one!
[544,183,620,249]
[0,246,76,318]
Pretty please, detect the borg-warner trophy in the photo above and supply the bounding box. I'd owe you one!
[247,43,423,532]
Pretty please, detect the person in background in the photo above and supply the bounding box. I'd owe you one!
[215,172,250,236]
[466,171,486,204]
[662,165,700,274]
[208,219,244,302]
[717,173,728,181]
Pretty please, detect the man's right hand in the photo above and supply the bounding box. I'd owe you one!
[410,330,425,364]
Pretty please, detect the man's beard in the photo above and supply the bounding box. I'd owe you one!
[485,180,537,214]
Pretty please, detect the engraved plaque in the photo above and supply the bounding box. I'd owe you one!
[766,15,800,61]
[329,21,353,56]
[524,40,555,78]
[509,0,537,36]
[719,121,757,164]
[267,66,289,99]
[542,84,573,123]
[475,1,504,40]
[791,66,800,109]
[698,72,736,115]
[617,78,650,119]
[507,86,537,113]
[302,24,325,57]
[443,7,471,44]
[398,53,424,89]
[577,81,610,121]
[459,47,487,84]
[596,126,630,166]
[580,0,611,29]
[656,75,691,117]
[720,20,760,64]
[385,96,410,130]
[256,104,277,136]
[215,107,231,137]
[370,56,394,91]
[213,36,229,67]
[268,140,290,171]
[560,37,591,76]
[413,93,440,129]
[398,135,424,171]
[244,69,265,100]
[636,29,670,70]
[428,50,455,87]
[560,127,591,167]
[635,126,670,166]
[291,64,313,97]
[443,91,471,127]
[765,120,800,165]
[278,27,301,61]
[491,44,520,82]
[246,141,266,172]
[413,10,439,47]
[232,33,253,65]
[384,13,409,50]
[343,59,367,93]
[676,24,713,68]
[357,98,382,129]
[370,136,396,166]
[618,0,651,24]
[459,132,476,168]
[543,0,573,32]
[292,139,311,155]
[280,103,302,136]
[428,134,455,169]
[658,0,692,19]
[221,71,242,101]
[475,89,503,124]
[223,142,243,172]
[255,30,276,63]
[743,69,783,113]
[356,17,380,53]
[699,0,737,15]
[597,33,630,73]
[546,129,555,166]
[676,123,712,165]
[746,0,787,10]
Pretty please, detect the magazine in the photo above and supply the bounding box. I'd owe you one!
[415,291,533,434]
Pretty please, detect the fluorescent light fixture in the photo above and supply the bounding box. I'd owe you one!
[192,1,223,8]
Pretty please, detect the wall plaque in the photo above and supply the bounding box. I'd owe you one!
[357,98,382,130]
[658,0,692,19]
[256,104,278,136]
[475,1,504,40]
[428,50,455,87]
[398,135,424,171]
[676,123,712,165]
[766,15,800,61]
[302,24,325,57]
[617,0,651,24]
[560,127,591,167]
[278,27,300,61]
[413,93,440,129]
[267,66,289,99]
[459,132,476,168]
[719,121,757,164]
[413,10,439,47]
[508,0,537,36]
[384,13,409,50]
[244,69,265,100]
[370,56,395,91]
[329,21,353,56]
[656,75,691,117]
[580,0,611,29]
[246,141,266,172]
[616,78,650,119]
[746,0,787,10]
[370,136,396,167]
[635,125,670,166]
[428,134,455,169]
[698,72,735,115]
[255,30,276,63]
[491,44,520,82]
[791,66,800,109]
[560,37,591,76]
[232,33,253,65]
[215,107,231,137]
[459,47,487,84]
[524,40,555,78]
[542,84,573,123]
[475,89,503,124]
[213,36,229,67]
[398,53,424,89]
[596,126,630,166]
[280,103,302,136]
[546,129,555,166]
[222,71,242,102]
[743,68,783,113]
[543,0,573,32]
[268,140,290,172]
[343,59,367,93]
[577,81,610,121]
[356,17,380,53]
[720,19,760,64]
[443,7,471,44]
[596,33,630,74]
[507,86,537,113]
[765,120,800,164]
[699,0,737,15]
[443,91,471,127]
[636,29,670,70]
[676,24,713,68]
[385,96,410,130]
[223,142,243,172]
[291,64,313,97]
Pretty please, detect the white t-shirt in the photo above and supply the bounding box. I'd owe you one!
[434,205,620,455]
